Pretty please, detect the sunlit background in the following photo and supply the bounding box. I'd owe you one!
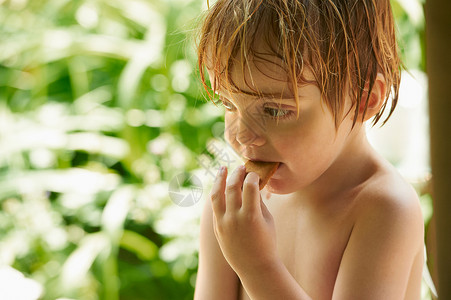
[0,0,433,299]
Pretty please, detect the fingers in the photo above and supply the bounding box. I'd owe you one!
[211,165,261,217]
[210,166,227,216]
[242,172,261,213]
[225,165,246,212]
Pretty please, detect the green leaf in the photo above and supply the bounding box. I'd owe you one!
[119,230,158,261]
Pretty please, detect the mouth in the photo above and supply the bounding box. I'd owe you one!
[243,157,283,171]
[243,156,280,164]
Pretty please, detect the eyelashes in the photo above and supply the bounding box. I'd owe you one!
[263,106,294,119]
[215,98,235,111]
[214,97,295,121]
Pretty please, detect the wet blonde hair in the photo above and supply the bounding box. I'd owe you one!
[197,0,402,127]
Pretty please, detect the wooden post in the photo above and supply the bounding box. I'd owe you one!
[425,0,451,298]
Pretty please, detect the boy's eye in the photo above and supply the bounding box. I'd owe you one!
[222,100,235,111]
[216,98,236,111]
[213,96,294,121]
[263,106,292,118]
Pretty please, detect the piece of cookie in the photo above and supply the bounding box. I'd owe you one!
[244,160,280,190]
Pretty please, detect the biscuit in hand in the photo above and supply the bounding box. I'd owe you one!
[244,160,280,190]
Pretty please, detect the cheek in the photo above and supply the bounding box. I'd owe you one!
[223,113,238,142]
[268,121,336,162]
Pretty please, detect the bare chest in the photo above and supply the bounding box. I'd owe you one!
[239,195,354,300]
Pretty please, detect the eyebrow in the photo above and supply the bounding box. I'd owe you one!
[216,90,298,103]
[259,95,297,102]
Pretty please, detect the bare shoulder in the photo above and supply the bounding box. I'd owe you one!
[354,164,423,236]
[332,163,424,299]
[351,162,424,254]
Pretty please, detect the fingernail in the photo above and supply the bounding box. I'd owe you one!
[218,166,225,175]
[249,172,258,183]
[244,172,259,188]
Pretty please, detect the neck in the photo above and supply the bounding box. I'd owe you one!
[292,128,379,206]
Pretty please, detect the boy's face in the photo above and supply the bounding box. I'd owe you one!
[207,57,359,195]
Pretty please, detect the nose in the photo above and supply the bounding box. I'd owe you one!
[234,116,265,147]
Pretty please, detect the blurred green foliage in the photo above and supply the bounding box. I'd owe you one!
[0,0,429,299]
[0,0,222,299]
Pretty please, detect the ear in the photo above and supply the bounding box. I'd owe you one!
[358,73,387,122]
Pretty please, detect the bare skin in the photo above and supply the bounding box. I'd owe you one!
[238,157,424,300]
[194,59,424,300]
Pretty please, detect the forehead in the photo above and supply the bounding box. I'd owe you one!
[206,52,315,99]
[206,54,284,98]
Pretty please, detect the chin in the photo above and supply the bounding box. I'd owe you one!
[265,178,298,195]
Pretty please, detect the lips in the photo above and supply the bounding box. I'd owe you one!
[243,156,278,163]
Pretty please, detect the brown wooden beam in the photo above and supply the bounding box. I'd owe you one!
[425,0,451,298]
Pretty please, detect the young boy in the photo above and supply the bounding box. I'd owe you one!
[194,1,424,299]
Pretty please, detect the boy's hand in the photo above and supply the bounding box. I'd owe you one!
[210,165,279,276]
